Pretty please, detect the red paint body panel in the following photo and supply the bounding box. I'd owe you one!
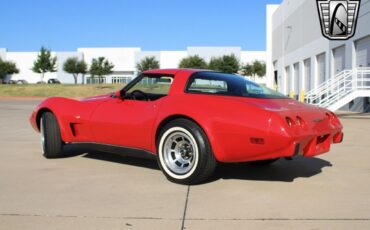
[30,69,343,163]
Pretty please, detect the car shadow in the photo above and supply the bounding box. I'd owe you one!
[210,157,332,183]
[61,145,87,158]
[83,152,160,170]
[61,144,160,171]
[61,145,332,183]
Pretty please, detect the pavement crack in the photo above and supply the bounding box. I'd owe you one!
[186,218,370,221]
[1,213,369,222]
[0,213,164,220]
[181,185,191,230]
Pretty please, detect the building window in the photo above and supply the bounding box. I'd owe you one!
[316,53,326,84]
[112,76,132,84]
[332,45,346,75]
[273,60,279,91]
[285,66,291,96]
[293,62,300,99]
[304,58,312,92]
[355,35,370,67]
[87,77,106,84]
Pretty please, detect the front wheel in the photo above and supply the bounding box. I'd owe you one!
[157,119,217,185]
[40,112,64,158]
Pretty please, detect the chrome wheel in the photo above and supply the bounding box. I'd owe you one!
[159,127,199,179]
[163,131,197,175]
[157,119,217,184]
[40,118,45,154]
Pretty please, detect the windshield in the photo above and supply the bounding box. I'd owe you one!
[186,72,287,99]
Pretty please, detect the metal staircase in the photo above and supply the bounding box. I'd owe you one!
[305,68,370,111]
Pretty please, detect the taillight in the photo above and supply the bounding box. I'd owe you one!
[326,112,340,126]
[296,116,302,126]
[286,116,307,128]
[286,117,295,127]
[331,112,341,125]
[296,116,307,128]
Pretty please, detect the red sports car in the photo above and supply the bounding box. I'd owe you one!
[30,69,343,184]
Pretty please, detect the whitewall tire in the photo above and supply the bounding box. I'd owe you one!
[157,119,217,185]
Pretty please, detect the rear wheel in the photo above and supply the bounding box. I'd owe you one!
[157,119,217,185]
[40,112,64,158]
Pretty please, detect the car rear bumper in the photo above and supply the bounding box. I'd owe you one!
[214,115,343,163]
[283,130,343,158]
[233,130,343,163]
[259,108,344,160]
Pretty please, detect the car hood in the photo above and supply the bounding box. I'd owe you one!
[80,93,113,102]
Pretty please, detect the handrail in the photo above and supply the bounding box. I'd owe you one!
[304,68,370,110]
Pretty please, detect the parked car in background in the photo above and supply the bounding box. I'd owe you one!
[16,80,28,84]
[30,69,344,184]
[3,80,17,84]
[47,79,61,84]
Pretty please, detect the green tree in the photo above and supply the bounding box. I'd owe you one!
[208,54,240,74]
[0,58,19,83]
[240,63,254,77]
[77,60,88,84]
[89,57,114,84]
[136,56,160,73]
[208,58,223,72]
[179,55,208,69]
[252,61,266,78]
[32,47,57,82]
[63,57,88,84]
[240,61,266,80]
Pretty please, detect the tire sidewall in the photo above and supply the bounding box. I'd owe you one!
[40,117,46,154]
[157,119,211,184]
[158,127,200,180]
[41,112,63,158]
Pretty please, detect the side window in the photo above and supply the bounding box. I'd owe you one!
[246,82,264,95]
[127,76,173,95]
[188,78,228,94]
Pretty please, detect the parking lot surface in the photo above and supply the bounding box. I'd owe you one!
[0,99,369,230]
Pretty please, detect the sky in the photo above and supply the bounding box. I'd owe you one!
[0,0,282,52]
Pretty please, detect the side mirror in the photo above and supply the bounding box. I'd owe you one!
[115,90,126,100]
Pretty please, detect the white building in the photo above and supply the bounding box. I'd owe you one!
[1,47,266,85]
[266,0,370,112]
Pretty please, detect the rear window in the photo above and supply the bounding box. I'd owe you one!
[186,72,287,99]
[188,79,228,94]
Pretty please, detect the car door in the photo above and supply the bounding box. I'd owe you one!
[89,98,160,151]
[89,74,173,151]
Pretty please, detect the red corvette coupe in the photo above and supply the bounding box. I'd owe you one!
[30,69,343,184]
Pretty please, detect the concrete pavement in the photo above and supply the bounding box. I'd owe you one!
[0,99,369,229]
